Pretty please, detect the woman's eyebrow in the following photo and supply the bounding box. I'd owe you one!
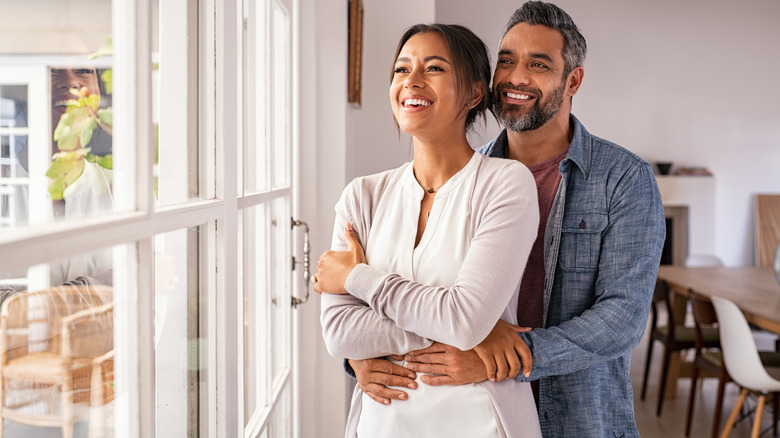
[395,55,451,64]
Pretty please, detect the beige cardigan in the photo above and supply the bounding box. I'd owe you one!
[321,153,541,438]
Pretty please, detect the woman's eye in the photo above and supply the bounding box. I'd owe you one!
[394,66,408,74]
[74,68,95,75]
[427,65,444,72]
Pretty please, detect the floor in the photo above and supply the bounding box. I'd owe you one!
[632,317,779,438]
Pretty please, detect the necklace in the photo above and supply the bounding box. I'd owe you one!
[426,187,436,194]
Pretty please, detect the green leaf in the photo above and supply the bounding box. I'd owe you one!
[85,94,101,111]
[46,152,86,200]
[101,69,113,94]
[86,153,113,170]
[54,107,97,151]
[97,108,113,126]
[88,36,113,60]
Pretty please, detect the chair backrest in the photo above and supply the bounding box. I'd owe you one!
[710,296,780,392]
[685,254,724,268]
[0,284,113,362]
[689,290,718,348]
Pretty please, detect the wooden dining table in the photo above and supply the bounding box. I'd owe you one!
[653,266,780,398]
[657,266,780,335]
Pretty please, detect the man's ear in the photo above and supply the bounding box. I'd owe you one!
[566,66,584,97]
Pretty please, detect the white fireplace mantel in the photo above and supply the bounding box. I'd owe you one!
[655,175,716,259]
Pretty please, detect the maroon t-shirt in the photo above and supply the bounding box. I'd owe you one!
[520,147,568,404]
[517,147,568,329]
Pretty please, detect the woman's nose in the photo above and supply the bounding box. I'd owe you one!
[404,68,424,89]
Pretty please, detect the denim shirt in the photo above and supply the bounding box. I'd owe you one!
[479,115,665,438]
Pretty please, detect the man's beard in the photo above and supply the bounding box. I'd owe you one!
[492,80,566,132]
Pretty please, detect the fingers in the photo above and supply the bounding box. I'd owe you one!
[474,348,498,382]
[505,348,521,380]
[419,374,456,386]
[514,338,533,378]
[361,383,409,405]
[403,361,449,375]
[510,323,532,333]
[344,222,357,251]
[351,358,418,405]
[406,342,452,356]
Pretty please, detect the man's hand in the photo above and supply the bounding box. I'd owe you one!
[403,320,533,385]
[403,343,487,386]
[473,319,532,382]
[350,357,417,405]
[314,223,366,295]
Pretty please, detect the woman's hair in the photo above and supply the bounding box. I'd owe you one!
[502,1,587,77]
[390,23,491,132]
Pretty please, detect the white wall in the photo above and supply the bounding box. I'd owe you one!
[304,0,780,435]
[350,0,780,267]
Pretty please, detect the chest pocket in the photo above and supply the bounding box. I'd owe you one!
[559,212,607,272]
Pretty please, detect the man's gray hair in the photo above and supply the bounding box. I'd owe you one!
[503,1,587,76]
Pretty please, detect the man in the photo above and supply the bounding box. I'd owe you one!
[347,2,665,436]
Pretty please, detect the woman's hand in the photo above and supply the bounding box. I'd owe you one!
[473,319,532,382]
[313,223,367,295]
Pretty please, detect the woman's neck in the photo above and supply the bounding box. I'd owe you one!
[411,134,474,191]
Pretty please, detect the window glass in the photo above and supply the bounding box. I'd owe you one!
[154,0,204,207]
[243,204,268,425]
[0,1,118,232]
[154,225,209,436]
[0,244,123,438]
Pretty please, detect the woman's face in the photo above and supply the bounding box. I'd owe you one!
[389,32,468,140]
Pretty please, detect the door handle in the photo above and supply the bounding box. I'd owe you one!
[291,218,310,308]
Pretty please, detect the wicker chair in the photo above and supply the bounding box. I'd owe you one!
[0,284,113,438]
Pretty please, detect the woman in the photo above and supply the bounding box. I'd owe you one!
[316,24,541,438]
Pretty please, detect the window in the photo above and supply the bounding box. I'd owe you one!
[0,0,302,437]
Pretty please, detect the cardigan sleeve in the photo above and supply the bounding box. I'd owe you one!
[320,179,433,359]
[344,161,539,351]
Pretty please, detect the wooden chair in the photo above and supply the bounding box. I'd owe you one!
[0,284,113,438]
[641,279,720,416]
[712,296,780,438]
[686,291,780,437]
[685,290,731,438]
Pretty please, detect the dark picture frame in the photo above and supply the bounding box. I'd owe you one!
[347,0,363,105]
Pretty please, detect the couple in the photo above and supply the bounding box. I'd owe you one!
[314,2,666,437]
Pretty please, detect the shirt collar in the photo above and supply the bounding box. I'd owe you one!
[482,114,592,179]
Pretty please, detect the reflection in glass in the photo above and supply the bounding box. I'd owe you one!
[0,85,28,127]
[0,248,116,438]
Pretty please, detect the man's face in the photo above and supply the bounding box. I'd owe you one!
[492,23,569,132]
[50,67,101,118]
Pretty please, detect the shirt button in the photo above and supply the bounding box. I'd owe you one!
[579,220,586,229]
[544,412,549,421]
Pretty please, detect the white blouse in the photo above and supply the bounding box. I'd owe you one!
[358,153,498,437]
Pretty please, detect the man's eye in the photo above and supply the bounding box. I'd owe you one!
[74,68,95,75]
[531,62,548,70]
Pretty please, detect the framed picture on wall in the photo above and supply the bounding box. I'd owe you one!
[347,0,363,105]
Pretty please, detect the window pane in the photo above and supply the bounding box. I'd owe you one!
[154,225,209,436]
[0,244,123,438]
[270,196,291,382]
[155,0,204,207]
[243,0,268,194]
[271,3,290,190]
[243,203,268,425]
[0,1,120,232]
